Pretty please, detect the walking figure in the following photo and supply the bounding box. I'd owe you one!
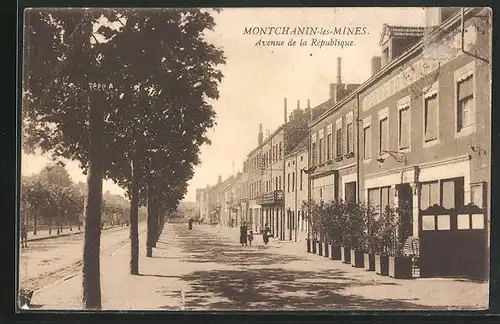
[247,229,254,246]
[188,218,193,230]
[262,223,270,245]
[240,222,248,246]
[21,223,28,248]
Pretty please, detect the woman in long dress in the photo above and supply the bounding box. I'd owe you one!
[239,222,248,246]
[262,223,270,245]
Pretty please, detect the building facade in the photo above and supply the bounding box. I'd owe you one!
[284,137,309,242]
[309,58,360,205]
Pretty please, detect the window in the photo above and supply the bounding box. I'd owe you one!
[346,122,354,153]
[279,175,282,190]
[399,106,410,149]
[287,173,290,193]
[345,182,356,203]
[300,170,303,191]
[318,137,324,163]
[368,188,380,215]
[275,177,278,191]
[380,186,390,211]
[424,93,438,142]
[326,133,332,160]
[336,128,342,157]
[312,142,317,165]
[300,156,303,162]
[457,75,474,132]
[471,183,484,208]
[420,178,464,210]
[292,172,295,192]
[363,126,371,159]
[379,117,388,153]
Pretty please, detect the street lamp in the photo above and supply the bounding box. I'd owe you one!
[376,150,408,165]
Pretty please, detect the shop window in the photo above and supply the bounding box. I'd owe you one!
[471,183,484,208]
[368,188,380,215]
[345,181,356,203]
[420,181,439,210]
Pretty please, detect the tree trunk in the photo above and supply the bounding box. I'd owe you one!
[34,210,37,236]
[69,217,73,231]
[82,91,105,310]
[49,218,52,235]
[56,209,60,235]
[146,178,155,257]
[130,155,140,275]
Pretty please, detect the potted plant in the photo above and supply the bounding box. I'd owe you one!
[325,201,342,260]
[348,201,365,268]
[388,202,413,279]
[375,205,394,276]
[337,201,351,264]
[363,204,379,271]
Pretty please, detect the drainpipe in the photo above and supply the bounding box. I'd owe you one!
[294,152,298,242]
[356,93,361,202]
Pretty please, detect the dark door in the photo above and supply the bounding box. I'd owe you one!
[397,183,413,237]
[345,181,356,203]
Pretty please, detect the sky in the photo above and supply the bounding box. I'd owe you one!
[21,7,426,202]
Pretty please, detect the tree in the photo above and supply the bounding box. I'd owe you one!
[23,8,123,309]
[100,9,225,262]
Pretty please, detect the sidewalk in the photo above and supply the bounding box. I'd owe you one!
[30,223,489,310]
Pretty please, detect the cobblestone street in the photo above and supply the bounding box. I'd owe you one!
[29,222,488,310]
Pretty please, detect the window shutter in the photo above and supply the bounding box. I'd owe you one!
[425,95,438,141]
[458,75,473,101]
[336,128,342,157]
[399,107,409,148]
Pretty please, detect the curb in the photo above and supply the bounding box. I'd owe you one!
[25,226,122,243]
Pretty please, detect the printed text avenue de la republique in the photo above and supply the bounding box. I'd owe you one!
[244,26,368,48]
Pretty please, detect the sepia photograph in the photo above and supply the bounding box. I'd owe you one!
[19,7,492,311]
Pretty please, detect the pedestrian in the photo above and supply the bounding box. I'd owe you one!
[188,218,193,230]
[262,223,270,245]
[239,222,248,246]
[247,229,254,246]
[21,222,28,248]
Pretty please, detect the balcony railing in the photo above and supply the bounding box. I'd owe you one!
[256,190,284,205]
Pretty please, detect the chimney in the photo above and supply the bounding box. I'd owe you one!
[218,175,222,184]
[336,57,342,84]
[307,99,311,109]
[297,100,300,109]
[425,7,442,35]
[284,97,287,124]
[258,123,263,145]
[371,56,382,76]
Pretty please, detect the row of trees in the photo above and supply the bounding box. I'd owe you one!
[21,163,132,235]
[305,200,412,256]
[23,8,225,308]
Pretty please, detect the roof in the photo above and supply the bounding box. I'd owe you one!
[247,124,285,158]
[287,136,309,157]
[379,24,425,46]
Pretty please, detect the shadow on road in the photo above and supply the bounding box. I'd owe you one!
[173,226,309,267]
[158,267,440,311]
[153,225,442,310]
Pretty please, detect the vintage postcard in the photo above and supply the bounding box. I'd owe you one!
[19,7,492,311]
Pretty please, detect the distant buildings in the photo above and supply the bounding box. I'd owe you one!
[196,7,490,278]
